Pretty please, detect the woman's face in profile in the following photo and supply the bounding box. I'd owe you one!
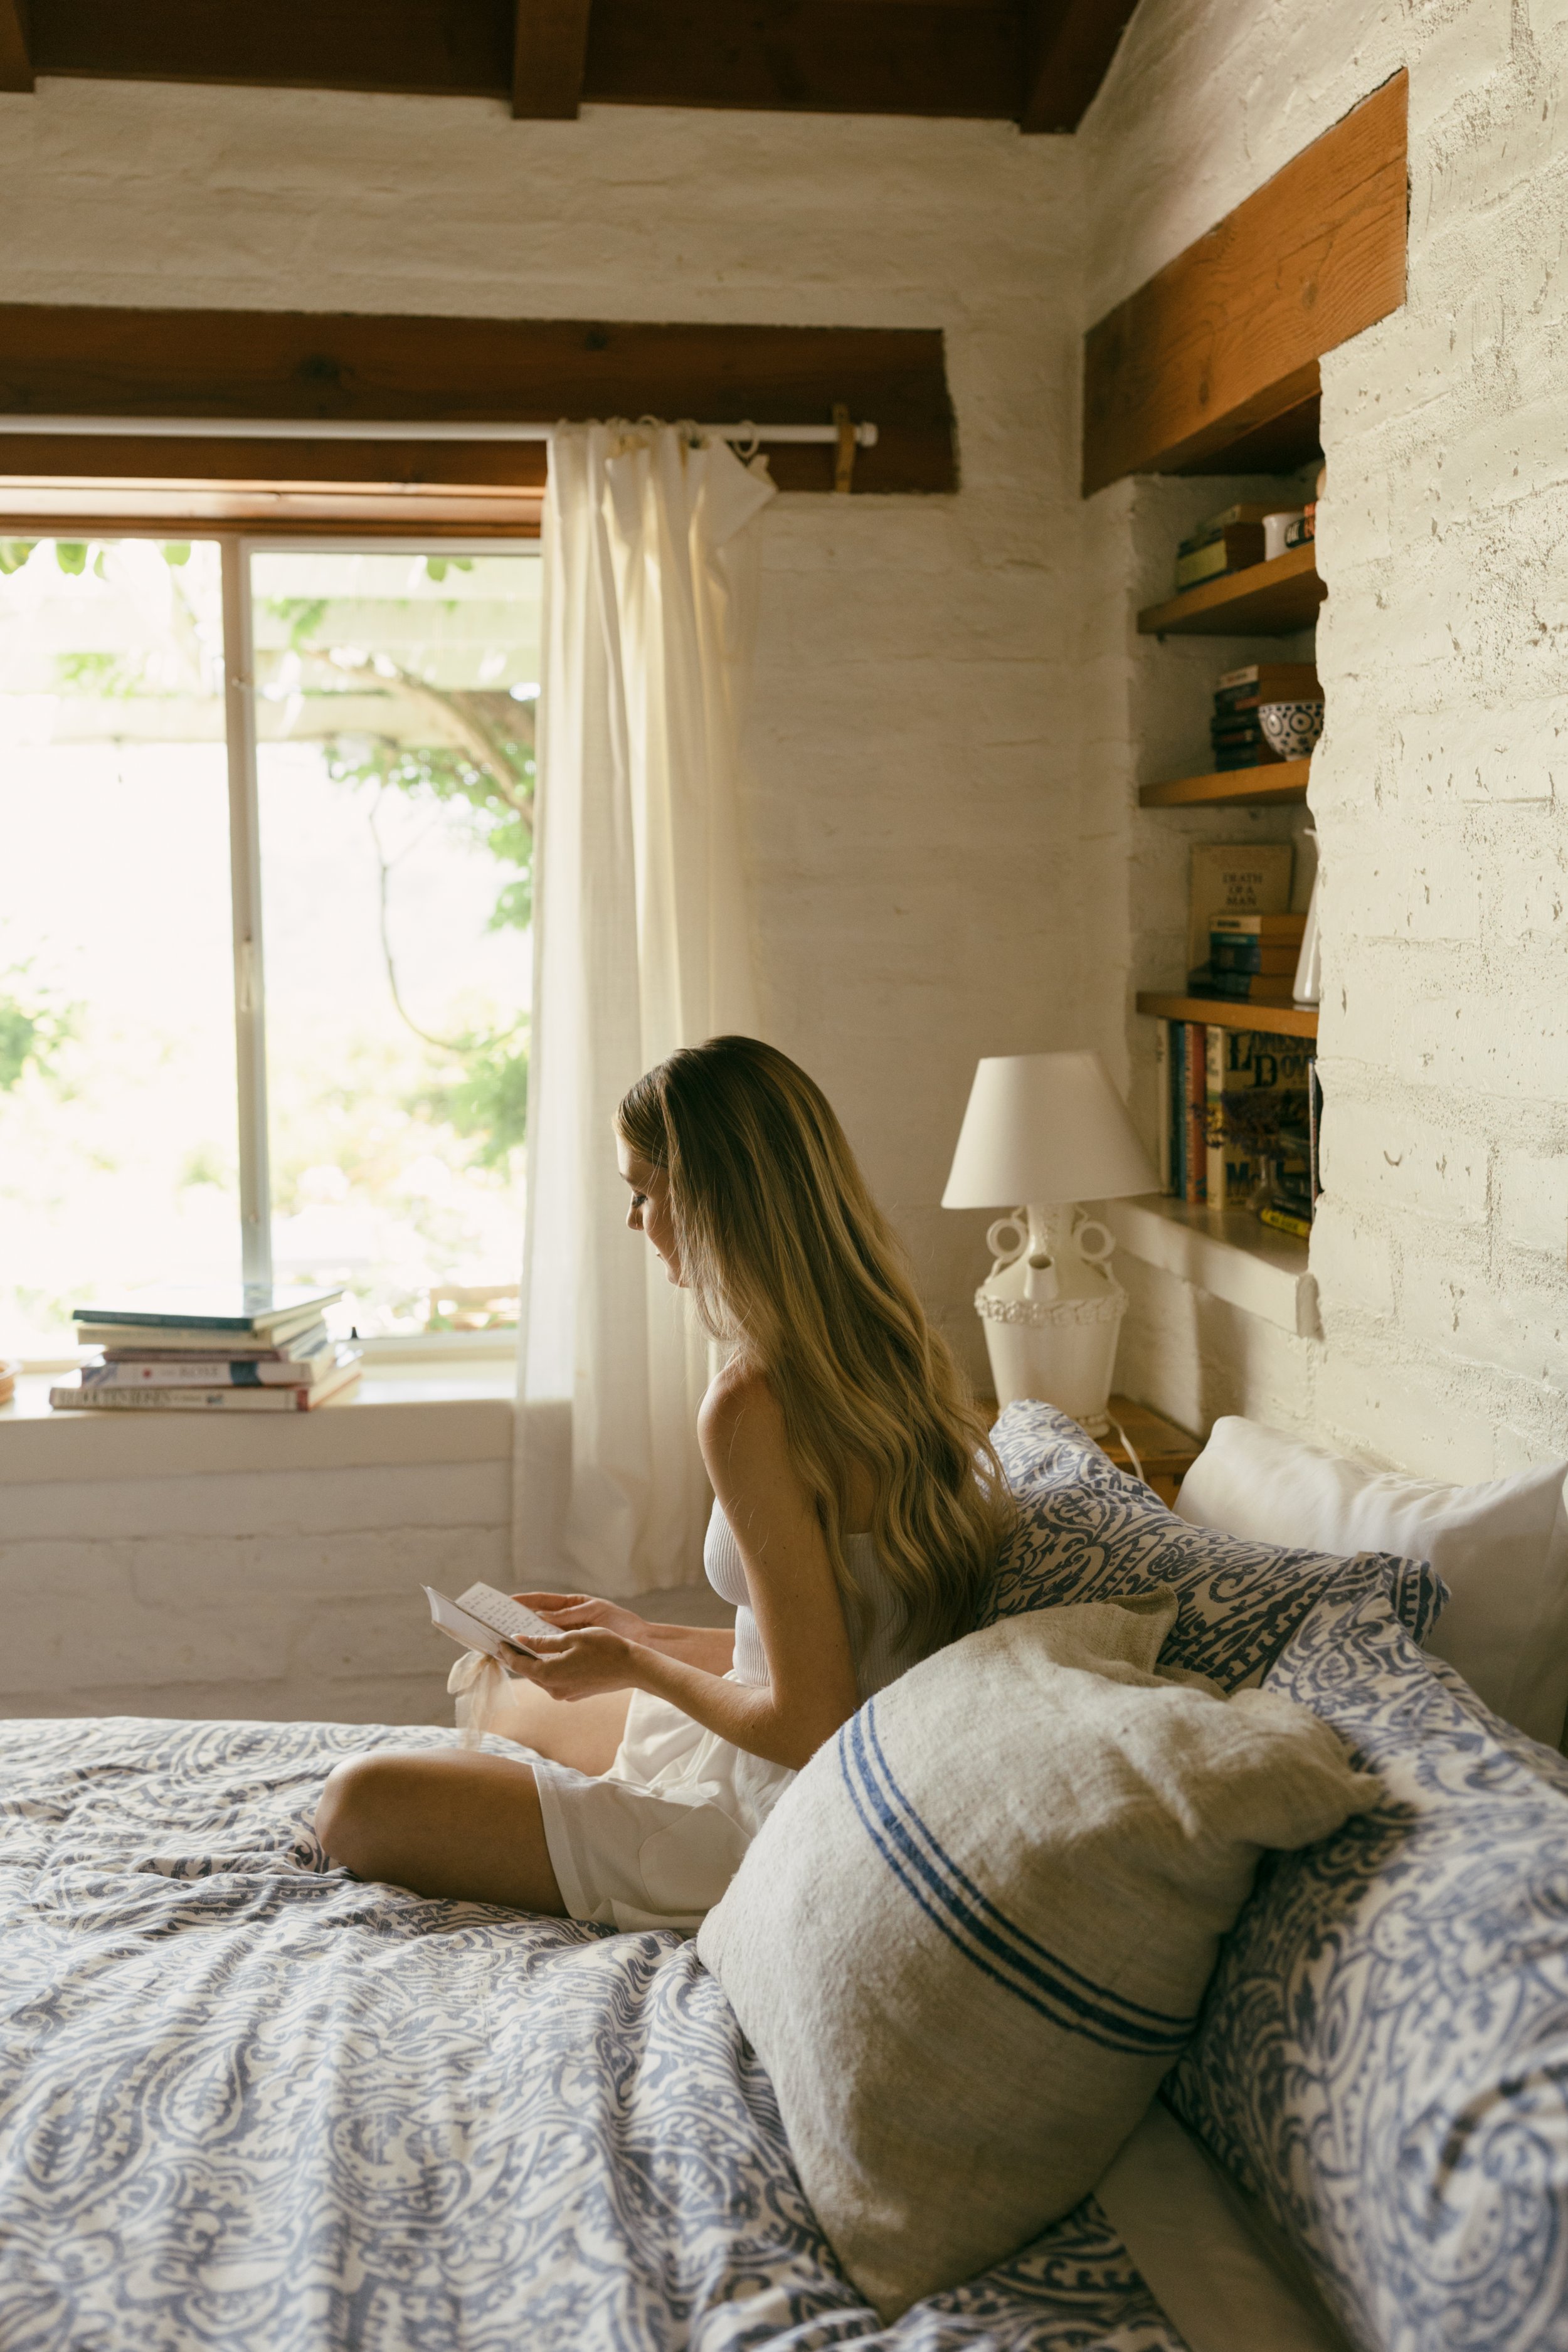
[617,1138,683,1285]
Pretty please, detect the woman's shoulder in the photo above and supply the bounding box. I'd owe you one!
[697,1357,788,1471]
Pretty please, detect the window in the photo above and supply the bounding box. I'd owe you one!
[0,536,540,1357]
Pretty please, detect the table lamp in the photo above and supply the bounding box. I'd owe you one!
[942,1051,1158,1433]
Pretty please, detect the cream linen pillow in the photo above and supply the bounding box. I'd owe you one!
[697,1589,1375,2322]
[1175,1416,1568,1747]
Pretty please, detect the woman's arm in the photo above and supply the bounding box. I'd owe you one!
[514,1593,735,1674]
[506,1371,860,1770]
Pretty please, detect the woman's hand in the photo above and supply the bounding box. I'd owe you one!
[513,1591,650,1644]
[502,1624,643,1702]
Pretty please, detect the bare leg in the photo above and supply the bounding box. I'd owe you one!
[487,1678,633,1774]
[315,1749,567,1911]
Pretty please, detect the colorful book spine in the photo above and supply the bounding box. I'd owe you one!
[1204,1026,1227,1208]
[1258,1205,1312,1240]
[1155,1020,1173,1195]
[1184,1023,1207,1205]
[1169,1021,1187,1199]
[79,1357,335,1389]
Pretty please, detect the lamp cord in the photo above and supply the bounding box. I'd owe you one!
[1106,1412,1145,1488]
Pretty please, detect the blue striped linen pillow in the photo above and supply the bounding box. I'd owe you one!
[697,1587,1375,2323]
[1166,1581,1568,2352]
[983,1401,1445,1683]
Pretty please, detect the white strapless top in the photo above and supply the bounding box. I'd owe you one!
[702,1498,924,1701]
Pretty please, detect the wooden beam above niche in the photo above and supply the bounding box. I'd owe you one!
[0,308,958,496]
[1081,71,1408,495]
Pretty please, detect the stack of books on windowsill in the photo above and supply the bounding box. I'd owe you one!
[50,1288,361,1413]
[1210,662,1321,771]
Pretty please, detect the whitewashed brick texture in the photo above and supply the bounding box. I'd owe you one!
[0,90,1089,1716]
[1082,0,1568,1473]
[4,0,1567,1724]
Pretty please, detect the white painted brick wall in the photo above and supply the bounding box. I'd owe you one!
[0,1461,510,1722]
[0,87,1089,1715]
[1083,0,1568,1475]
[4,4,1564,1729]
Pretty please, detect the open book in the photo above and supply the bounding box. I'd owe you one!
[424,1582,558,1665]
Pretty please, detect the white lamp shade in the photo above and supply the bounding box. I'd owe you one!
[942,1051,1158,1209]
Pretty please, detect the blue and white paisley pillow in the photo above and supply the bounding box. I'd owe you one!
[983,1401,1444,1688]
[1167,1582,1568,2352]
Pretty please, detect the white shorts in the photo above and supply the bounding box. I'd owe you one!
[531,1675,795,1934]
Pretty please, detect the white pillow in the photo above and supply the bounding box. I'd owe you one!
[1175,1417,1568,1749]
[696,1588,1374,2321]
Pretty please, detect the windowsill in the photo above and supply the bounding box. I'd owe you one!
[0,1357,516,1485]
[1099,1195,1318,1338]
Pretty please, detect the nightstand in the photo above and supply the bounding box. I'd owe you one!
[979,1393,1203,1510]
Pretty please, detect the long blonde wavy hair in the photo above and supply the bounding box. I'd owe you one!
[617,1036,1013,1658]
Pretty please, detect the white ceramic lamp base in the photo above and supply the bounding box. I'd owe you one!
[973,1204,1128,1434]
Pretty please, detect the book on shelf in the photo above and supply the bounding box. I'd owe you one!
[1177,504,1281,556]
[1166,1020,1187,1199]
[1152,1018,1319,1229]
[1155,1020,1173,1195]
[1187,844,1294,975]
[51,1350,363,1413]
[1184,1021,1206,1206]
[1258,1204,1312,1240]
[1212,912,1308,938]
[1194,973,1297,1004]
[1210,941,1300,975]
[1174,524,1266,593]
[1204,1027,1227,1205]
[1215,662,1322,701]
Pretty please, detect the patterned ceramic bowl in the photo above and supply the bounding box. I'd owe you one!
[1258,699,1325,760]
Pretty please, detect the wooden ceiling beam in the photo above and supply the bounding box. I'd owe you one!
[581,0,1024,120]
[512,0,593,118]
[18,0,1133,123]
[0,0,33,92]
[28,0,514,99]
[1020,0,1137,134]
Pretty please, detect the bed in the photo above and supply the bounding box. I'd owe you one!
[0,1713,1184,2352]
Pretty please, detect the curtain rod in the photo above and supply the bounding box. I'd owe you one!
[0,415,879,447]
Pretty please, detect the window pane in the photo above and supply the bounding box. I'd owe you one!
[0,538,238,1355]
[251,550,539,1339]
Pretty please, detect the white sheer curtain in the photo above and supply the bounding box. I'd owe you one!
[514,424,776,1597]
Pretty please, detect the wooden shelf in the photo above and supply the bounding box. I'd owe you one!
[1140,758,1310,809]
[1136,991,1318,1041]
[1138,542,1325,638]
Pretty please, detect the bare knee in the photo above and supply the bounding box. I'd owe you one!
[315,1752,415,1880]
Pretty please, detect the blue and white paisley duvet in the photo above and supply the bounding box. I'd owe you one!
[0,1715,1185,2352]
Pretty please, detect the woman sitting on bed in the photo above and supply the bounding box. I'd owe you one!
[316,1035,1010,1931]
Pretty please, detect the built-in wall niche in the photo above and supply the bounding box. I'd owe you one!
[1081,72,1409,1298]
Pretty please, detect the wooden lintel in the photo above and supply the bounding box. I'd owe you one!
[1083,70,1408,494]
[1020,0,1138,134]
[0,308,958,496]
[1150,358,1322,479]
[512,0,592,119]
[0,0,33,91]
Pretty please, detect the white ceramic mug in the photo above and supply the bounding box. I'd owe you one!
[1263,509,1305,561]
